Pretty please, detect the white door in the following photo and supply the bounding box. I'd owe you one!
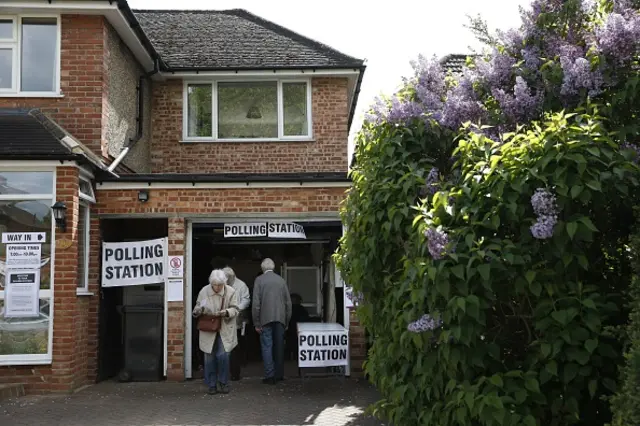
[283,265,321,317]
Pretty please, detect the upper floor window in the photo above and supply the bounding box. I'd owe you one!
[0,16,59,95]
[184,79,312,142]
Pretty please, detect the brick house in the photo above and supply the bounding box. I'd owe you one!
[0,1,365,393]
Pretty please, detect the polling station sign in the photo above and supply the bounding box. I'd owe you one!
[298,328,349,368]
[101,238,167,287]
[223,222,306,239]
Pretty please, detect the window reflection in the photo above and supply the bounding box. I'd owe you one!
[21,18,57,92]
[0,299,50,355]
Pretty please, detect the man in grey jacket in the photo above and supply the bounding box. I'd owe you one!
[252,258,292,384]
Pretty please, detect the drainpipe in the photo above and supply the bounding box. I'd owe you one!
[107,58,159,173]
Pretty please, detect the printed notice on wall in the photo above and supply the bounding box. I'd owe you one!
[4,269,40,318]
[6,244,42,269]
[168,255,184,278]
[167,278,184,302]
[298,329,349,368]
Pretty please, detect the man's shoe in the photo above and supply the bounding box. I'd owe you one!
[262,377,276,385]
[218,383,230,394]
[208,386,217,395]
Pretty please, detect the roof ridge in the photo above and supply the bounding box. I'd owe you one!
[133,8,364,67]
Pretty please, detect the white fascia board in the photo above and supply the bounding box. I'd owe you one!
[0,1,155,73]
[0,160,78,168]
[164,69,362,79]
[96,181,352,190]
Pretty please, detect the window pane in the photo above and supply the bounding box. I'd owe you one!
[0,48,12,89]
[283,83,308,136]
[21,18,57,92]
[77,205,88,289]
[79,179,94,201]
[187,84,212,137]
[218,81,278,139]
[0,20,13,39]
[0,171,53,195]
[0,200,52,290]
[0,298,50,355]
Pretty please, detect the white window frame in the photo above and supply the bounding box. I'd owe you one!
[182,77,313,142]
[77,175,94,295]
[0,167,56,366]
[0,14,61,97]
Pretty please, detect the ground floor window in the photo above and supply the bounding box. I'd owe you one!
[0,170,54,364]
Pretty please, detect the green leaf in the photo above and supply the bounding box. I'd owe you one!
[465,392,475,410]
[525,270,536,284]
[428,267,437,281]
[568,185,584,201]
[588,380,597,398]
[478,264,490,281]
[563,363,579,384]
[490,375,504,387]
[530,281,542,297]
[578,216,598,232]
[451,264,465,280]
[552,310,568,326]
[515,389,528,404]
[523,415,537,426]
[582,299,597,309]
[541,343,551,358]
[525,377,540,394]
[456,298,466,313]
[586,180,602,191]
[545,360,558,376]
[567,222,578,239]
[585,339,598,354]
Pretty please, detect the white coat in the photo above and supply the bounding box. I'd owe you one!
[193,284,239,354]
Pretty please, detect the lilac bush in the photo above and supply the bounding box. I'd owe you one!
[407,314,442,333]
[424,227,451,260]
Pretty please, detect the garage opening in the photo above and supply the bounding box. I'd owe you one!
[97,218,168,383]
[190,221,344,380]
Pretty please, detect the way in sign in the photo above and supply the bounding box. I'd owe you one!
[2,232,46,244]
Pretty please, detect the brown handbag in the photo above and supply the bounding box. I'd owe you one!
[197,290,225,333]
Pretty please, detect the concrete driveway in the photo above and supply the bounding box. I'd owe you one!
[0,376,385,426]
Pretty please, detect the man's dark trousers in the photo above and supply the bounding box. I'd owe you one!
[230,329,246,380]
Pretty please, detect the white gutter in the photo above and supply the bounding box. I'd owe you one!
[163,69,362,79]
[97,181,351,190]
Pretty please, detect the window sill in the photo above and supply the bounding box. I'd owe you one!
[181,138,316,144]
[0,92,64,98]
[0,358,52,366]
[76,290,94,297]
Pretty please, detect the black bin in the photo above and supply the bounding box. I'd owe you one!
[122,304,164,381]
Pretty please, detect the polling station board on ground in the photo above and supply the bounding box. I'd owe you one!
[2,232,45,318]
[297,322,349,368]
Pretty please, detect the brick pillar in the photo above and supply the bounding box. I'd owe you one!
[349,309,366,375]
[166,217,185,381]
[86,215,101,382]
[51,167,80,392]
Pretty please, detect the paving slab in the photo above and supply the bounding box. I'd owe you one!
[0,376,386,426]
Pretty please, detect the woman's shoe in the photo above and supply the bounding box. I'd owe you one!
[218,383,230,394]
[208,386,217,395]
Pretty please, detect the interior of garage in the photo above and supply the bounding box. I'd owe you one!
[190,221,345,378]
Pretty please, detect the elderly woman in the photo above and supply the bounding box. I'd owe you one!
[193,269,239,395]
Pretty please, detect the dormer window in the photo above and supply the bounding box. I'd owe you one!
[183,79,312,142]
[0,16,60,96]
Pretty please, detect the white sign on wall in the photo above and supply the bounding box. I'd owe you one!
[298,326,349,368]
[4,269,40,318]
[168,255,184,278]
[6,244,42,268]
[102,238,167,287]
[223,222,306,239]
[2,232,46,244]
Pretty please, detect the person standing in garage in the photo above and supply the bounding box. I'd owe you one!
[252,258,292,385]
[223,266,251,381]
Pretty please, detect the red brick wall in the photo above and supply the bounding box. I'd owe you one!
[92,186,346,380]
[0,167,95,393]
[0,16,105,156]
[349,309,366,374]
[149,77,350,174]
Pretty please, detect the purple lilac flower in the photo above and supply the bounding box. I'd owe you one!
[411,55,446,114]
[531,188,557,216]
[521,46,541,71]
[387,97,424,124]
[475,49,516,89]
[407,314,442,333]
[498,28,524,54]
[531,214,558,239]
[596,12,640,64]
[423,167,439,195]
[492,76,543,123]
[345,288,364,306]
[560,56,604,98]
[441,71,486,130]
[424,227,450,260]
[364,96,388,125]
[530,188,558,239]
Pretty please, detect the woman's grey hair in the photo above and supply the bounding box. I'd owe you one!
[222,266,236,286]
[209,269,227,286]
[261,258,275,272]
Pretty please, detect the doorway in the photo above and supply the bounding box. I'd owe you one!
[189,220,344,379]
[97,218,168,382]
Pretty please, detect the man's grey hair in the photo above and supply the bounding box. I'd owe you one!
[261,258,275,272]
[222,266,236,286]
[209,269,227,285]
